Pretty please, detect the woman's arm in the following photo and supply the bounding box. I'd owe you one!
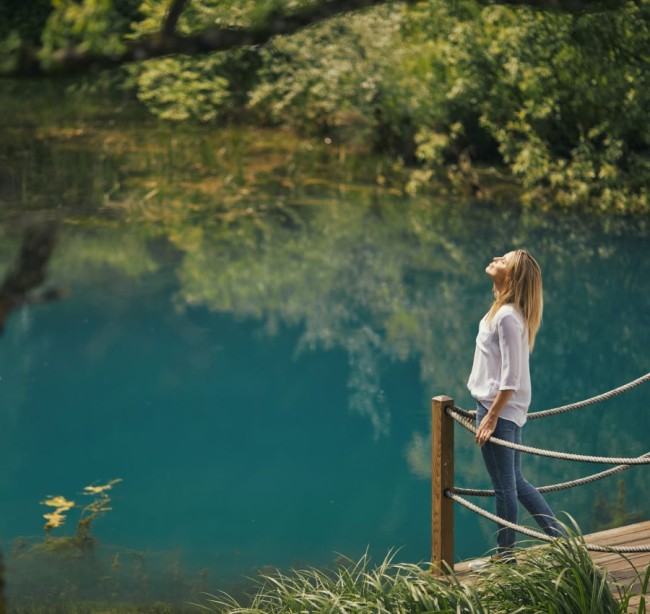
[475,388,514,446]
[475,311,524,446]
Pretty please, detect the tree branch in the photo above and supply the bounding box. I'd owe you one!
[6,0,414,78]
[1,0,628,78]
[162,0,191,37]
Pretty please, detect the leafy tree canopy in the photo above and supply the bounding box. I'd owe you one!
[1,0,648,213]
[0,0,632,77]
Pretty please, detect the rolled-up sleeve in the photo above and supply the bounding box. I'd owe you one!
[497,313,524,391]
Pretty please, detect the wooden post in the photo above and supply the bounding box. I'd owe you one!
[431,395,455,574]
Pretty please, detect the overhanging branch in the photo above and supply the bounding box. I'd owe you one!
[4,0,415,78]
[162,0,191,37]
[1,0,629,78]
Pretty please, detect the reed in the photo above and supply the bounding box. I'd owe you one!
[201,533,650,614]
[201,550,483,613]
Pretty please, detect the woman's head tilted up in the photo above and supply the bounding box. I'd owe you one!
[486,249,543,350]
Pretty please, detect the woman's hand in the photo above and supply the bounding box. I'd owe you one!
[476,412,498,446]
[476,389,514,446]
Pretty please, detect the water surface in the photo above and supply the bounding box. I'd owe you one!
[1,108,649,606]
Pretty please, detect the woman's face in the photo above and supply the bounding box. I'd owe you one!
[486,251,515,287]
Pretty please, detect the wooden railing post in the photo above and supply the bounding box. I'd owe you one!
[431,395,455,574]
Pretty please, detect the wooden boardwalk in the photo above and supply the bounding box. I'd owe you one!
[586,520,650,612]
[454,520,650,612]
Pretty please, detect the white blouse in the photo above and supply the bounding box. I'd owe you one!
[467,304,531,426]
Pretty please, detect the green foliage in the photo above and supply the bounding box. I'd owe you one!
[129,1,265,122]
[3,0,649,212]
[249,6,422,148]
[0,31,23,74]
[204,535,646,613]
[205,550,482,612]
[475,535,621,614]
[134,2,431,149]
[40,0,129,62]
[135,56,231,122]
[0,0,140,75]
[406,0,650,212]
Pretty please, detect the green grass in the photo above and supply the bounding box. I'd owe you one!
[200,550,480,613]
[6,533,648,613]
[199,534,650,614]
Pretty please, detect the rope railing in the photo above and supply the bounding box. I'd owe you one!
[430,372,650,571]
[447,408,650,465]
[453,454,650,496]
[453,371,650,422]
[527,371,650,420]
[448,491,650,554]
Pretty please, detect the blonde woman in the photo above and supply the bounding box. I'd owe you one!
[467,249,564,564]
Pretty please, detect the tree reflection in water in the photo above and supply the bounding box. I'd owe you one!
[0,223,65,335]
[0,113,648,605]
[0,222,64,614]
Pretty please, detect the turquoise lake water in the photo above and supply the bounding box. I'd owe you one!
[0,119,649,606]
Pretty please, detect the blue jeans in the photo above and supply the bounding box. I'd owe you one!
[476,404,565,555]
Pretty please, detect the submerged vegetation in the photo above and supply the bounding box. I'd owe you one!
[8,479,216,610]
[593,479,646,532]
[7,530,650,612]
[15,480,122,565]
[40,478,123,539]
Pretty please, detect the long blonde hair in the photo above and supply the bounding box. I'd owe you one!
[487,249,543,351]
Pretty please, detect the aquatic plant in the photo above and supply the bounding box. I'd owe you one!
[41,495,76,533]
[77,478,123,540]
[32,479,123,557]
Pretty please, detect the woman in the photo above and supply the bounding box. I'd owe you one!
[467,249,564,563]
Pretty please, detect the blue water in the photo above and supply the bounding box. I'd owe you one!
[0,128,649,606]
[0,263,432,584]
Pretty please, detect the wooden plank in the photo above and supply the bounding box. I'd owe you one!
[585,521,650,543]
[587,521,650,612]
[628,595,645,612]
[454,520,650,611]
[594,556,647,571]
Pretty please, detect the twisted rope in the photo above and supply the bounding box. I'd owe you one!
[447,408,650,465]
[448,491,650,553]
[453,453,650,496]
[528,371,650,420]
[454,406,476,420]
[454,372,650,422]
